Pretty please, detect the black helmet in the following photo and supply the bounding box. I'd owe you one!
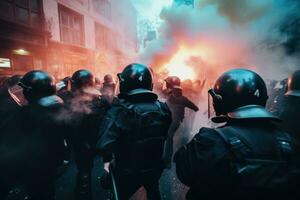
[4,75,22,88]
[210,69,271,122]
[71,69,94,90]
[19,70,56,103]
[95,77,101,85]
[285,70,300,97]
[104,74,114,84]
[118,63,153,95]
[165,76,181,89]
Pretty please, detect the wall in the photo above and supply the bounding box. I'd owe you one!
[43,0,138,78]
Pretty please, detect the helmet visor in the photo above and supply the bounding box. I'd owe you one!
[115,73,121,95]
[7,84,28,106]
[207,89,215,119]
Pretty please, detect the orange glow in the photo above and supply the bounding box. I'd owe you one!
[161,46,198,80]
[151,35,250,83]
[159,44,212,81]
[155,38,249,83]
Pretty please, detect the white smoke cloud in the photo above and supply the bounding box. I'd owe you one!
[56,88,101,123]
[139,0,300,81]
[134,0,300,135]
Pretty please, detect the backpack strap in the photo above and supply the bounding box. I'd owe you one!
[215,127,293,165]
[275,131,293,160]
[118,99,134,110]
[215,127,252,163]
[155,101,163,112]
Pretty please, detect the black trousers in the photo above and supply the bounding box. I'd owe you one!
[27,175,56,200]
[73,145,95,200]
[114,169,163,200]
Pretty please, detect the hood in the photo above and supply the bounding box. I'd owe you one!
[212,105,280,123]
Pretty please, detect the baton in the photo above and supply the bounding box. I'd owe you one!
[208,90,211,119]
[109,164,119,200]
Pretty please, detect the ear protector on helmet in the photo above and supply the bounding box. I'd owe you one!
[18,81,32,92]
[208,88,222,101]
[208,88,224,116]
[117,73,124,83]
[18,81,35,102]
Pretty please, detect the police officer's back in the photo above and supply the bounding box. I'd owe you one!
[59,69,109,200]
[97,63,172,200]
[100,74,116,105]
[174,69,300,200]
[0,71,65,200]
[280,70,300,141]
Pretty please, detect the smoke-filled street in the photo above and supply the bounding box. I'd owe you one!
[1,0,300,200]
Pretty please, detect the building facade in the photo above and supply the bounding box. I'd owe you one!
[0,0,49,76]
[0,0,138,79]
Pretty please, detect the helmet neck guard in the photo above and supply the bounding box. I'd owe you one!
[212,105,280,123]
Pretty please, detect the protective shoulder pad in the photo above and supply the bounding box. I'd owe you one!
[275,131,293,158]
[193,127,222,144]
[118,99,135,110]
[37,95,64,108]
[106,102,126,117]
[157,100,172,115]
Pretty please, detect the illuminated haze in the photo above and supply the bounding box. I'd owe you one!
[135,0,300,81]
[130,0,173,22]
[130,0,300,132]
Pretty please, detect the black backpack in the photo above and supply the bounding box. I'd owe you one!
[117,100,172,171]
[215,126,300,197]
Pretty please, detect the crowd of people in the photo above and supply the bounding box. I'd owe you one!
[0,63,299,200]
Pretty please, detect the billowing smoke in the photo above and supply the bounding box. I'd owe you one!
[137,0,300,137]
[199,0,272,25]
[135,2,300,199]
[139,0,300,83]
[57,88,101,122]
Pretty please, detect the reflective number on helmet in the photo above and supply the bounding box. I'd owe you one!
[139,75,143,82]
[254,89,260,97]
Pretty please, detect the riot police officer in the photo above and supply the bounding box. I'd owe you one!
[280,70,300,141]
[97,63,172,200]
[0,70,65,200]
[163,76,199,168]
[100,74,116,105]
[0,75,22,123]
[59,69,108,200]
[174,69,300,200]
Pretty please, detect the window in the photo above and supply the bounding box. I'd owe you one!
[30,0,41,27]
[59,5,84,46]
[93,0,111,20]
[0,1,14,21]
[0,0,42,27]
[12,54,33,71]
[95,22,110,50]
